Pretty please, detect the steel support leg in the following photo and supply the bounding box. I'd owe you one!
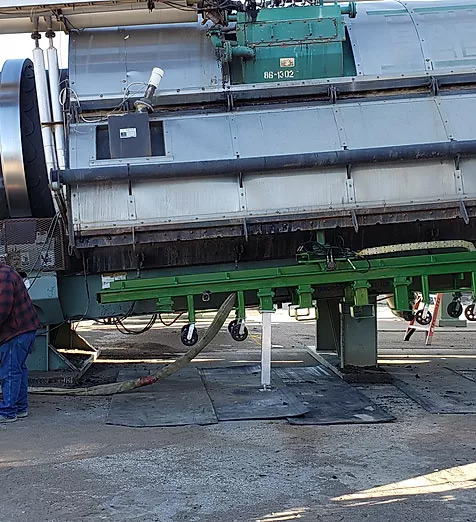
[339,299,377,368]
[315,298,340,352]
[261,311,272,389]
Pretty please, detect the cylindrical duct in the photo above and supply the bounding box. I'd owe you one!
[32,44,58,176]
[47,42,66,170]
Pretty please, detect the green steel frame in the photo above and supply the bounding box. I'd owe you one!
[99,251,476,320]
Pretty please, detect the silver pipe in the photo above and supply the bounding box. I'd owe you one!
[46,17,66,170]
[31,23,58,177]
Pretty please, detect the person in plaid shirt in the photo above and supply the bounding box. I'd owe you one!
[0,264,40,422]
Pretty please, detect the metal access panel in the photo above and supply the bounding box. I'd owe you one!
[347,0,476,75]
[68,24,221,103]
[108,113,151,159]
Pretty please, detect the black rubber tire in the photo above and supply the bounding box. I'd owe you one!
[415,309,432,326]
[228,320,237,334]
[447,301,463,319]
[180,325,198,346]
[465,304,476,321]
[230,323,248,342]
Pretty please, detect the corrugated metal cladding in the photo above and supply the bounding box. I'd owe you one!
[68,1,476,101]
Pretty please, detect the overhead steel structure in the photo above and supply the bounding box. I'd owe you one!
[2,0,476,377]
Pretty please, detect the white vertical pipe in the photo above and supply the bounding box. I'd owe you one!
[261,311,272,389]
[47,41,65,170]
[32,43,58,177]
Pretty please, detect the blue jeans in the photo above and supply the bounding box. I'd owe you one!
[0,331,36,419]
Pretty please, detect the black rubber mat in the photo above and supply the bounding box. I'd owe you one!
[391,367,476,414]
[274,366,394,425]
[106,367,218,427]
[199,365,309,421]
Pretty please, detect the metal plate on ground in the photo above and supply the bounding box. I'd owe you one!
[391,367,476,414]
[106,367,218,427]
[274,366,394,425]
[199,365,309,421]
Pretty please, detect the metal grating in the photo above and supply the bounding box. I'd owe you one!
[0,217,66,272]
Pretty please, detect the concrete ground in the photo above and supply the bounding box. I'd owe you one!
[1,307,476,522]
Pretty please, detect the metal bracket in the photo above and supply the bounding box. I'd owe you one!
[333,106,348,149]
[127,194,137,220]
[429,77,440,96]
[350,209,359,233]
[460,200,470,225]
[328,85,337,104]
[226,91,234,112]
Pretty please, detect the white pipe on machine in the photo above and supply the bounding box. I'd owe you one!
[45,18,66,170]
[31,20,58,177]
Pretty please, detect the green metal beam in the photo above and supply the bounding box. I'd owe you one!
[99,251,476,312]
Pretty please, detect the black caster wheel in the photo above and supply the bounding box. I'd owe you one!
[402,311,414,322]
[228,319,237,334]
[447,301,463,319]
[181,324,198,346]
[415,309,432,326]
[230,323,248,342]
[465,304,476,321]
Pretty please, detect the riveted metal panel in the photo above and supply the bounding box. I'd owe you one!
[346,1,425,75]
[340,98,448,149]
[352,160,457,205]
[69,23,221,102]
[245,169,348,212]
[236,107,341,157]
[405,0,476,71]
[438,94,476,140]
[165,115,235,162]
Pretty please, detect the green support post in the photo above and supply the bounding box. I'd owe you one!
[257,288,275,312]
[297,285,313,309]
[393,277,413,311]
[421,275,430,305]
[237,290,246,320]
[350,280,373,318]
[472,272,476,301]
[186,295,196,324]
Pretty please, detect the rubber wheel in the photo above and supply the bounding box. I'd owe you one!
[447,301,463,319]
[465,304,476,321]
[180,325,198,346]
[230,323,248,342]
[228,320,237,334]
[415,310,432,326]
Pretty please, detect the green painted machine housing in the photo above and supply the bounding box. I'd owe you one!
[226,3,356,84]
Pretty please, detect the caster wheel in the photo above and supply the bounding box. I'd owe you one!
[402,311,414,322]
[181,325,198,346]
[230,323,248,342]
[415,310,432,326]
[228,320,237,334]
[465,304,476,321]
[447,301,463,319]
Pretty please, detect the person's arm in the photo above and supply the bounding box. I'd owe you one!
[0,278,14,330]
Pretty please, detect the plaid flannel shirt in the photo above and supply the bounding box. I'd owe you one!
[0,265,40,345]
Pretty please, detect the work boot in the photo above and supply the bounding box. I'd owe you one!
[0,416,17,423]
[17,411,28,419]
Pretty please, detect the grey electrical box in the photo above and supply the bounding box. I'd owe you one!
[108,112,152,159]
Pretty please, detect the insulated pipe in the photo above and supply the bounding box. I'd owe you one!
[46,20,66,170]
[56,140,476,185]
[31,29,58,177]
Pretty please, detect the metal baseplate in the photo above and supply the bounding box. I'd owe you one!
[99,245,476,323]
